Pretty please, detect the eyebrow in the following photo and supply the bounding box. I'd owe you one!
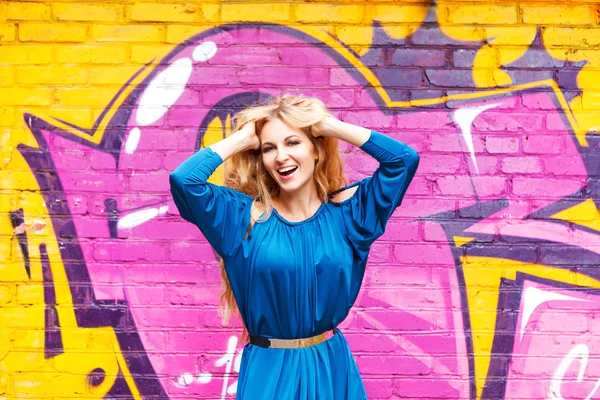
[261,135,301,147]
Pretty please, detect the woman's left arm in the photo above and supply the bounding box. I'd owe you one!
[314,117,420,249]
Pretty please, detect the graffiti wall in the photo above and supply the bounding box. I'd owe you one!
[2,1,599,399]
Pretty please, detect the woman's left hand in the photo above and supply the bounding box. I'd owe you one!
[311,116,338,138]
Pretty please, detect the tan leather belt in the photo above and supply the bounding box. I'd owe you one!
[250,327,337,349]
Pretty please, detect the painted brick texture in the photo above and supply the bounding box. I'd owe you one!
[1,1,600,399]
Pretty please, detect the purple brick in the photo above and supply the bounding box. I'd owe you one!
[452,49,477,68]
[390,48,447,67]
[411,27,466,46]
[372,67,424,87]
[425,69,474,87]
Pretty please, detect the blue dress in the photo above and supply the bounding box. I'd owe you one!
[170,130,419,399]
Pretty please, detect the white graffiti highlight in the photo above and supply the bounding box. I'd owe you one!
[217,336,241,399]
[193,41,218,62]
[117,205,168,229]
[175,336,243,399]
[135,57,193,126]
[452,103,501,174]
[520,287,588,343]
[549,344,600,400]
[124,127,141,154]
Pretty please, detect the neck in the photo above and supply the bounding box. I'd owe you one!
[274,181,322,221]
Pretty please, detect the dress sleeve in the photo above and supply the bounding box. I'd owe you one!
[344,130,419,252]
[169,147,253,260]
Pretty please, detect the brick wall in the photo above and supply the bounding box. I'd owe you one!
[2,1,600,399]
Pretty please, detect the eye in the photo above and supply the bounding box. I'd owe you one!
[262,146,274,153]
[288,140,300,146]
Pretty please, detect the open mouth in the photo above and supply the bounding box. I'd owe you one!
[277,166,298,178]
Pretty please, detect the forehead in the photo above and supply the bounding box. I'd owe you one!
[260,118,305,142]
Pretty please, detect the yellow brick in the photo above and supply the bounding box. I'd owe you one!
[295,4,364,24]
[372,5,429,24]
[16,66,88,85]
[55,45,128,64]
[202,4,220,21]
[0,45,52,65]
[130,44,176,63]
[0,23,16,41]
[15,283,41,305]
[165,24,215,44]
[43,105,94,128]
[90,65,144,84]
[543,27,600,47]
[522,5,593,26]
[0,2,50,21]
[91,24,162,42]
[222,3,290,22]
[447,5,518,25]
[0,88,53,106]
[0,66,14,86]
[19,23,87,43]
[0,284,15,305]
[0,107,15,127]
[55,87,118,107]
[54,3,123,22]
[129,3,204,23]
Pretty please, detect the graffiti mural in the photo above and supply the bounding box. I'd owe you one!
[2,2,600,399]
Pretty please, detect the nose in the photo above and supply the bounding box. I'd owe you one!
[275,147,289,163]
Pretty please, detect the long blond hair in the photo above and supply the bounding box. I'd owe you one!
[217,94,347,342]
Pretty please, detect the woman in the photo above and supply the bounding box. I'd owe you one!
[169,94,419,399]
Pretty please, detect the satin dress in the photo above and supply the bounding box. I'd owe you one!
[170,130,419,399]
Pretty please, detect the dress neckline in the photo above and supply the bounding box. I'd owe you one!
[271,202,327,226]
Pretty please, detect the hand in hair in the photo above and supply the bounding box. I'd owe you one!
[239,121,260,151]
[310,116,338,138]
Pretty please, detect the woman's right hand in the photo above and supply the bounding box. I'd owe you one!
[237,121,260,151]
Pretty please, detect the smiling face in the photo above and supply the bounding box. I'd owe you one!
[260,118,318,195]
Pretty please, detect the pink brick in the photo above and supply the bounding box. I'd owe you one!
[485,135,520,154]
[113,151,163,174]
[393,243,453,266]
[363,266,428,287]
[397,110,453,131]
[379,220,420,242]
[127,172,171,192]
[169,241,216,262]
[417,154,463,174]
[93,241,169,262]
[394,378,462,398]
[545,113,569,131]
[340,110,393,130]
[368,243,392,263]
[542,156,587,176]
[473,112,544,132]
[166,284,221,306]
[363,379,394,398]
[523,134,564,154]
[188,66,241,85]
[357,355,433,375]
[512,177,586,197]
[435,175,507,197]
[501,156,542,174]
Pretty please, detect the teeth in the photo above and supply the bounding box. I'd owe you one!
[278,166,296,173]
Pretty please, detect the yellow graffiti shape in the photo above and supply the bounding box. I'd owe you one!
[0,139,141,398]
[438,1,600,136]
[462,256,600,400]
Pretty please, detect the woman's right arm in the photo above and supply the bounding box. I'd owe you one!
[169,124,259,259]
